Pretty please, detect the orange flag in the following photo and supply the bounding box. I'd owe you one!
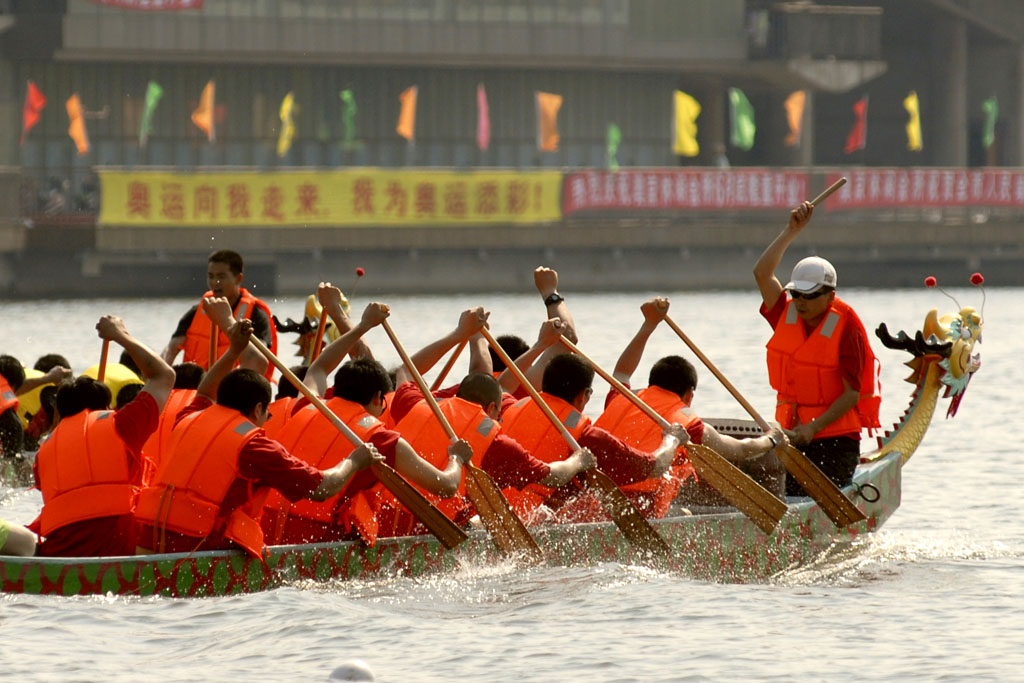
[536,91,562,152]
[396,86,418,141]
[191,80,216,142]
[66,94,90,155]
[784,90,806,147]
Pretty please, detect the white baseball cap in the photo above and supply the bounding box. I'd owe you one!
[785,256,837,293]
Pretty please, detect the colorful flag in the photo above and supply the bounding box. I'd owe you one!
[672,90,700,157]
[844,96,868,154]
[277,92,296,157]
[65,94,90,155]
[138,80,163,148]
[20,81,46,146]
[536,91,562,152]
[607,123,621,171]
[728,87,756,151]
[396,86,417,141]
[340,89,357,148]
[191,80,216,142]
[784,90,806,147]
[982,96,999,150]
[88,0,203,8]
[476,83,491,152]
[903,91,922,152]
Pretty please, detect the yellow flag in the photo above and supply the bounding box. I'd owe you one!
[673,90,700,157]
[784,90,806,147]
[536,91,563,152]
[397,86,417,141]
[904,90,922,152]
[191,80,216,142]
[277,92,296,157]
[66,94,90,155]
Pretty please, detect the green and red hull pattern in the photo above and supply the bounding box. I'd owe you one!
[0,452,900,598]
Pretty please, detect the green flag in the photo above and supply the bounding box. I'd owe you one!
[340,89,357,149]
[728,87,756,151]
[607,123,621,171]
[982,96,998,150]
[138,80,163,148]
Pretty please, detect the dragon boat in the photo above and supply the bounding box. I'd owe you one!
[0,295,983,598]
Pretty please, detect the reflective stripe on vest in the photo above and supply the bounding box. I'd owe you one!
[37,410,136,536]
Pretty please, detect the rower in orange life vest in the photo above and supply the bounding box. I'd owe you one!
[500,351,688,522]
[161,249,278,379]
[261,293,473,546]
[753,201,881,495]
[29,315,176,557]
[140,362,204,485]
[135,298,381,557]
[595,297,788,516]
[389,316,597,528]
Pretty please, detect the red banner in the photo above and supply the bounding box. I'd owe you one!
[88,0,203,9]
[563,169,808,215]
[826,169,1024,209]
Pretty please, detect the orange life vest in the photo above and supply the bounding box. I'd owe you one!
[36,410,137,536]
[261,395,300,441]
[500,393,590,501]
[0,376,18,415]
[766,296,881,439]
[182,288,278,378]
[261,398,384,545]
[594,386,699,518]
[134,404,265,557]
[141,388,197,486]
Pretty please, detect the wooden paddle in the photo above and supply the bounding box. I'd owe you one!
[246,336,469,549]
[311,308,329,360]
[481,327,671,558]
[811,177,847,207]
[97,340,110,383]
[663,315,866,528]
[208,320,218,371]
[556,336,785,535]
[382,320,542,561]
[430,339,467,391]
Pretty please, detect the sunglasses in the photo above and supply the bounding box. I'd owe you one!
[790,288,829,300]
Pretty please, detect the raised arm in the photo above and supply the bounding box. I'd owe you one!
[753,201,814,311]
[304,302,390,397]
[16,365,72,396]
[612,297,669,384]
[534,266,577,343]
[318,281,374,361]
[196,297,250,402]
[394,307,489,386]
[96,315,176,411]
[498,318,564,394]
[467,332,492,376]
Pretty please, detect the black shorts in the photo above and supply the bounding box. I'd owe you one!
[784,436,860,498]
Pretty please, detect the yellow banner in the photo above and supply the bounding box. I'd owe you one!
[98,169,563,226]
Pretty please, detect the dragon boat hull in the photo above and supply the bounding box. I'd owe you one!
[0,452,899,598]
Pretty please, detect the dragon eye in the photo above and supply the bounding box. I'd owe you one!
[960,328,971,340]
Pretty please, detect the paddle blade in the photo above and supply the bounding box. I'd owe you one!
[685,444,787,535]
[584,469,670,558]
[464,464,542,563]
[371,462,468,549]
[775,444,866,527]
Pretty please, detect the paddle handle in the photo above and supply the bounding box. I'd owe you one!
[557,337,670,431]
[311,308,329,360]
[480,327,581,451]
[208,320,218,371]
[663,315,771,432]
[247,336,363,447]
[431,339,467,392]
[382,320,458,443]
[97,340,110,383]
[810,177,847,207]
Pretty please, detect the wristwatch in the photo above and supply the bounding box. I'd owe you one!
[544,292,564,306]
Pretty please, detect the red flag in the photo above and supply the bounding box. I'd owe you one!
[476,83,490,152]
[21,81,47,146]
[844,96,868,154]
